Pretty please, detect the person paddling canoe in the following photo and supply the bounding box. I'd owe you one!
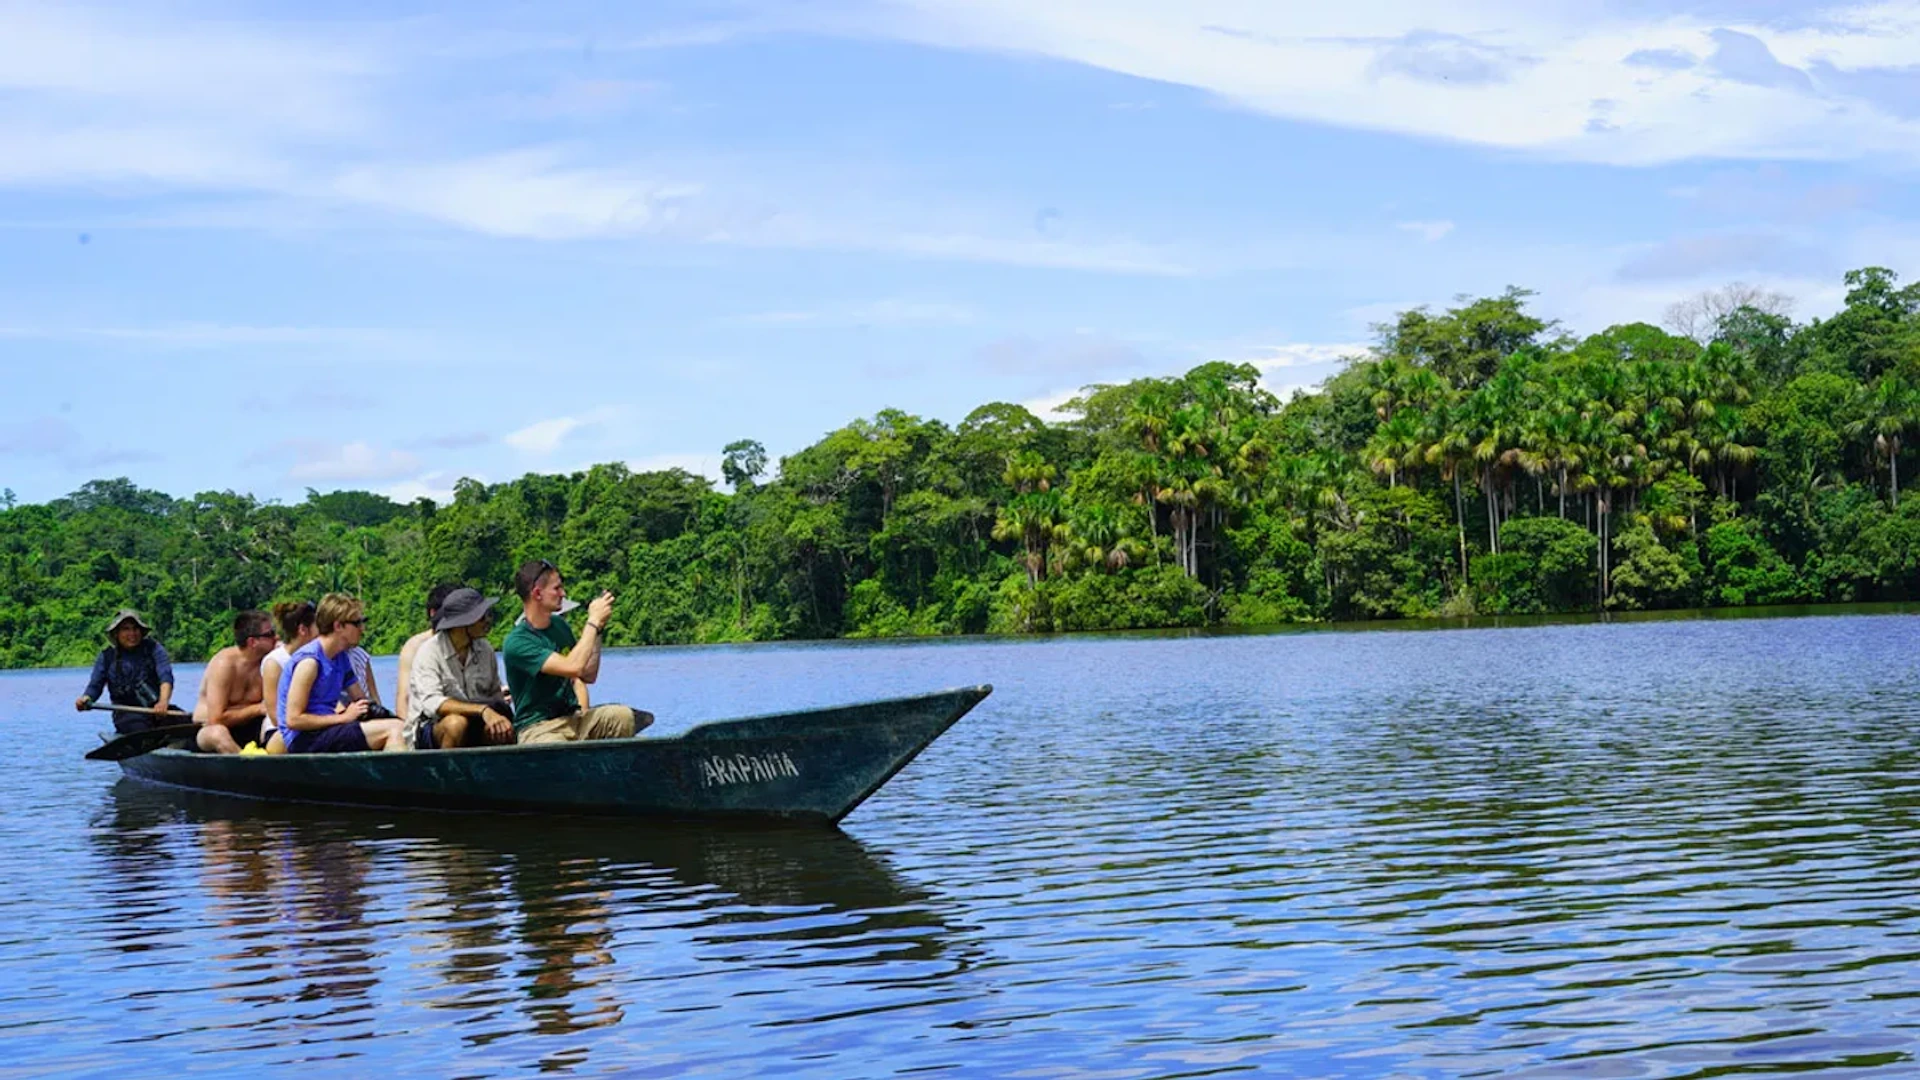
[75,610,179,733]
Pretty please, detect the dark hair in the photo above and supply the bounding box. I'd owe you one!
[272,600,316,642]
[427,581,461,621]
[514,558,558,601]
[232,609,272,646]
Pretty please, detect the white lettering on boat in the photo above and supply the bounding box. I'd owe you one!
[698,751,801,787]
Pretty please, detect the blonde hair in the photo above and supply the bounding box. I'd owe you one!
[315,593,363,635]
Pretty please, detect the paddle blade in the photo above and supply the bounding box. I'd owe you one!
[85,723,200,762]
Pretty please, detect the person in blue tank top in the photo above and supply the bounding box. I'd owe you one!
[278,593,408,754]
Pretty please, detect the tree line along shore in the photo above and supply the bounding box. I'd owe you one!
[5,266,1919,669]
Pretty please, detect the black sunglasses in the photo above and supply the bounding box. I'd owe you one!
[341,617,368,627]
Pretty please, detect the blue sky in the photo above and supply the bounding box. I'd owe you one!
[3,0,1919,505]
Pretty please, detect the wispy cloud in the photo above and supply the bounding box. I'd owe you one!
[977,334,1149,380]
[282,441,423,484]
[501,78,668,120]
[504,416,588,455]
[1616,230,1832,282]
[732,299,979,327]
[0,414,158,470]
[851,0,1920,166]
[1240,342,1369,398]
[0,322,401,349]
[382,471,463,506]
[0,2,1187,274]
[503,406,625,456]
[1396,219,1455,242]
[1018,385,1085,422]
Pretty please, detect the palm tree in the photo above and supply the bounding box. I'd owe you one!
[1062,502,1137,572]
[1365,409,1424,489]
[1847,373,1920,508]
[992,490,1065,586]
[1422,401,1473,581]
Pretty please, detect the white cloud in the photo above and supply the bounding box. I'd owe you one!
[855,0,1920,166]
[0,3,1186,273]
[331,151,703,240]
[1396,219,1455,242]
[286,441,422,483]
[503,405,628,456]
[383,472,463,506]
[1245,342,1369,370]
[504,416,586,455]
[1018,385,1084,422]
[1014,340,1367,416]
[1239,342,1368,398]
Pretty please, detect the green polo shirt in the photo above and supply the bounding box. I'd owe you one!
[503,616,579,728]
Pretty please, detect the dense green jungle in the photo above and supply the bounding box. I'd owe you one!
[7,266,1920,668]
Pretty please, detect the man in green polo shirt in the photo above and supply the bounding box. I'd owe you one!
[502,558,654,744]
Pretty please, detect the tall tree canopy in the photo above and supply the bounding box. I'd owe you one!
[6,266,1920,667]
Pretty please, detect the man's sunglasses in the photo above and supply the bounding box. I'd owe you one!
[341,617,368,627]
[248,631,276,641]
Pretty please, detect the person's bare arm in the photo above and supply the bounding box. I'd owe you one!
[263,657,284,722]
[395,641,416,720]
[215,696,267,725]
[536,593,614,683]
[287,660,368,731]
[192,662,222,725]
[574,679,591,711]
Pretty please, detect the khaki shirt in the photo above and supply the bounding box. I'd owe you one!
[407,632,505,726]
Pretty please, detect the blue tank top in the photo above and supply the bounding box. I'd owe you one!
[276,639,361,747]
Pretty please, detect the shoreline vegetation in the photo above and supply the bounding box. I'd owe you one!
[6,267,1920,669]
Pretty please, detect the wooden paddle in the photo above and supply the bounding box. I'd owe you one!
[83,703,186,718]
[82,703,198,762]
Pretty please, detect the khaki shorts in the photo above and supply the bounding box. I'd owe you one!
[518,704,653,745]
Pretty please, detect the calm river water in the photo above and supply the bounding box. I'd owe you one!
[4,612,1919,1078]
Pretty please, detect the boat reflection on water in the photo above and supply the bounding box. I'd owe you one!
[92,780,961,1055]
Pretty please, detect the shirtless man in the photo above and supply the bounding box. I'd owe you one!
[192,609,279,754]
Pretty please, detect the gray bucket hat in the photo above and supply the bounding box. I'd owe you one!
[435,588,499,631]
[103,609,153,636]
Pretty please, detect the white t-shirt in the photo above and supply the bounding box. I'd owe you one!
[347,646,379,707]
[261,644,292,731]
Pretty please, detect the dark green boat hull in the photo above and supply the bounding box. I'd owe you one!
[117,686,990,824]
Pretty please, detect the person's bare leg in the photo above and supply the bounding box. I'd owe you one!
[364,719,410,751]
[196,725,240,754]
[432,714,469,749]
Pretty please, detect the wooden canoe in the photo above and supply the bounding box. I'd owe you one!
[112,685,990,824]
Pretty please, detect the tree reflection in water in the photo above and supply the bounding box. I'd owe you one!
[95,779,960,1066]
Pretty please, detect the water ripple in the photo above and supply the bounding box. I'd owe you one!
[3,614,1919,1075]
